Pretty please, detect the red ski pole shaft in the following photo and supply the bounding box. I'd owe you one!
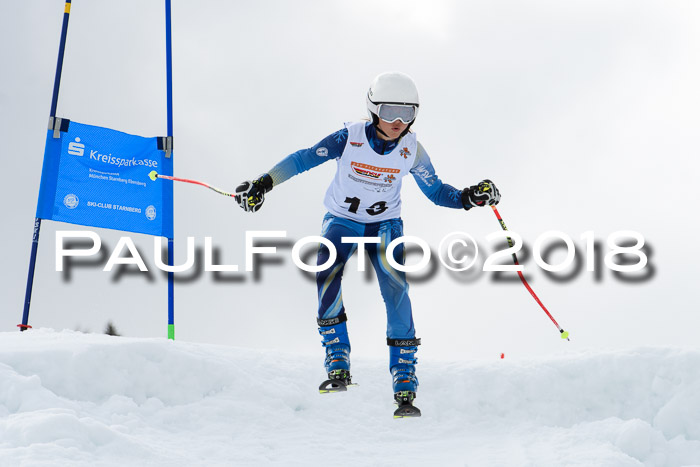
[148,170,236,198]
[490,205,570,341]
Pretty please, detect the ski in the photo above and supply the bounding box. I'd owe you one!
[393,390,421,418]
[318,369,356,394]
[318,379,356,393]
[393,401,421,418]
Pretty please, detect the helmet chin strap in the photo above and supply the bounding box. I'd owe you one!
[375,124,390,138]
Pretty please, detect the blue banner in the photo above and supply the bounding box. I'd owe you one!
[36,121,173,238]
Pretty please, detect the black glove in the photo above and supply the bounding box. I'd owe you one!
[235,174,273,213]
[462,179,500,209]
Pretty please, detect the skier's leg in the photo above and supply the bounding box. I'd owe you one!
[366,219,420,396]
[316,214,361,376]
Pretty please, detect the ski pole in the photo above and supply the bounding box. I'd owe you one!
[490,205,570,341]
[148,170,236,198]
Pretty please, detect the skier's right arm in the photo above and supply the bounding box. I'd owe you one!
[235,128,348,213]
[268,128,348,185]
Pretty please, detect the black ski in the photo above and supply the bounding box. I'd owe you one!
[393,401,421,418]
[393,390,421,418]
[319,369,355,394]
[319,378,348,393]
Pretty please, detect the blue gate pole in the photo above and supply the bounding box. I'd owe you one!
[20,0,73,331]
[165,0,175,340]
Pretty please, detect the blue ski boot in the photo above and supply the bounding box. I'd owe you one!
[318,315,352,393]
[388,337,421,417]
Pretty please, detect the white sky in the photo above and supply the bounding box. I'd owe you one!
[1,0,699,362]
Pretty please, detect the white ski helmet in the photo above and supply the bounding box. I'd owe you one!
[366,71,420,125]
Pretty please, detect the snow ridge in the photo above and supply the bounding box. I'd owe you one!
[1,329,699,466]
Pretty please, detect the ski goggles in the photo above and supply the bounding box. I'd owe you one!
[377,104,417,124]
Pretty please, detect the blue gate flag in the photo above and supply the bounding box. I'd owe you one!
[36,120,174,238]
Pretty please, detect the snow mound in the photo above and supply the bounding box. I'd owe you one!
[1,329,699,466]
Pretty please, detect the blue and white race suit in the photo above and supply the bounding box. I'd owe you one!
[267,122,464,379]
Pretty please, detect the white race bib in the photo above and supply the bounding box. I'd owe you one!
[323,122,417,222]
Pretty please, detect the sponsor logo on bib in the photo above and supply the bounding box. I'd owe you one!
[350,162,400,181]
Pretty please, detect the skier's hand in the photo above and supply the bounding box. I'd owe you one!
[235,174,273,213]
[462,179,500,209]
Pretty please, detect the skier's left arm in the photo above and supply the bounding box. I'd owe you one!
[410,142,464,209]
[411,142,502,210]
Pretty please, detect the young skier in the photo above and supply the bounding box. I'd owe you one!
[234,72,500,417]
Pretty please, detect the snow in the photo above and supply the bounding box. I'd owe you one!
[1,330,700,466]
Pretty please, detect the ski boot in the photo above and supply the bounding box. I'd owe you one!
[318,315,353,393]
[388,337,421,418]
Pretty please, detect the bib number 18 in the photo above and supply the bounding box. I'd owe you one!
[344,197,388,216]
